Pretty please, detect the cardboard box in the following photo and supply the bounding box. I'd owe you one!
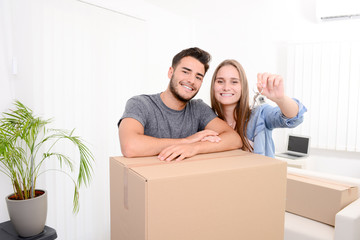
[286,173,359,226]
[110,150,287,240]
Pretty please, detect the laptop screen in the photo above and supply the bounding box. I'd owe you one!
[287,135,310,154]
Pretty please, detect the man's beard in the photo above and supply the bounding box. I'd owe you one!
[169,75,198,103]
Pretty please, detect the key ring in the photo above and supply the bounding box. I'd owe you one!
[251,85,265,109]
[252,85,264,95]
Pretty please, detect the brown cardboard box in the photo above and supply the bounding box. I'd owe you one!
[110,150,287,240]
[286,173,359,226]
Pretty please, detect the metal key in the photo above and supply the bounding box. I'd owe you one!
[251,87,264,109]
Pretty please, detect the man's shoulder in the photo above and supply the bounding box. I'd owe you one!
[187,99,214,114]
[187,98,207,107]
[128,93,160,105]
[130,93,159,100]
[189,98,204,103]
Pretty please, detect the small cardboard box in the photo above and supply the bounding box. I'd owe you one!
[286,173,358,226]
[110,150,287,240]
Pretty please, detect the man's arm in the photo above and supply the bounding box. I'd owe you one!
[119,118,221,157]
[158,117,243,161]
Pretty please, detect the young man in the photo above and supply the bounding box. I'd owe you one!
[118,47,242,161]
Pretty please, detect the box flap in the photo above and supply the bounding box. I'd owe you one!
[110,149,251,167]
[133,153,285,180]
[287,173,357,191]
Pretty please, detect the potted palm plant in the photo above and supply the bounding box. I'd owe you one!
[0,100,94,237]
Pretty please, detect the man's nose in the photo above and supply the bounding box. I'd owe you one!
[186,74,196,83]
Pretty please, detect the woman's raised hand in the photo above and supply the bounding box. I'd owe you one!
[257,73,285,103]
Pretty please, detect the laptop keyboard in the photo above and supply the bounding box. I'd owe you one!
[276,152,305,160]
[284,153,302,157]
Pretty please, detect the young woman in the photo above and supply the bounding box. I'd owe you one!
[210,59,307,157]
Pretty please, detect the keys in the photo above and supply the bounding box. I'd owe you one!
[251,87,264,109]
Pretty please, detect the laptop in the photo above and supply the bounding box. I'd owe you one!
[275,134,310,160]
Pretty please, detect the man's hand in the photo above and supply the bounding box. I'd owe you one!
[119,117,242,159]
[201,135,221,143]
[158,143,201,162]
[184,130,221,143]
[158,130,222,162]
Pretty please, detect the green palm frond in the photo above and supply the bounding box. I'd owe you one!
[0,100,94,214]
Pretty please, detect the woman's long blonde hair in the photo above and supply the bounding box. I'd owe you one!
[210,59,253,152]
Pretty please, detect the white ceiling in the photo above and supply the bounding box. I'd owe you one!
[142,0,263,18]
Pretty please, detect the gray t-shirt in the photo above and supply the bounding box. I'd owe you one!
[119,93,217,139]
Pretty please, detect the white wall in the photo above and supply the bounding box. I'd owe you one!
[147,0,360,176]
[0,0,16,223]
[0,0,15,112]
[1,0,360,238]
[0,0,195,238]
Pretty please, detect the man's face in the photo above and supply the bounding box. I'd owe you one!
[168,56,205,103]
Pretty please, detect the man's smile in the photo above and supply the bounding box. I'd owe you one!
[180,82,194,92]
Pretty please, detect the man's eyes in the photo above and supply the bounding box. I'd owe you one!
[182,70,203,80]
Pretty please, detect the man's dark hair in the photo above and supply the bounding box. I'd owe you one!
[172,47,211,74]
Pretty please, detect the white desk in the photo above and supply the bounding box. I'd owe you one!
[275,155,309,169]
[276,148,360,179]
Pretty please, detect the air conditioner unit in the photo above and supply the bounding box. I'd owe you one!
[316,0,360,21]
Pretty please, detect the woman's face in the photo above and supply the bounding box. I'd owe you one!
[213,65,242,107]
